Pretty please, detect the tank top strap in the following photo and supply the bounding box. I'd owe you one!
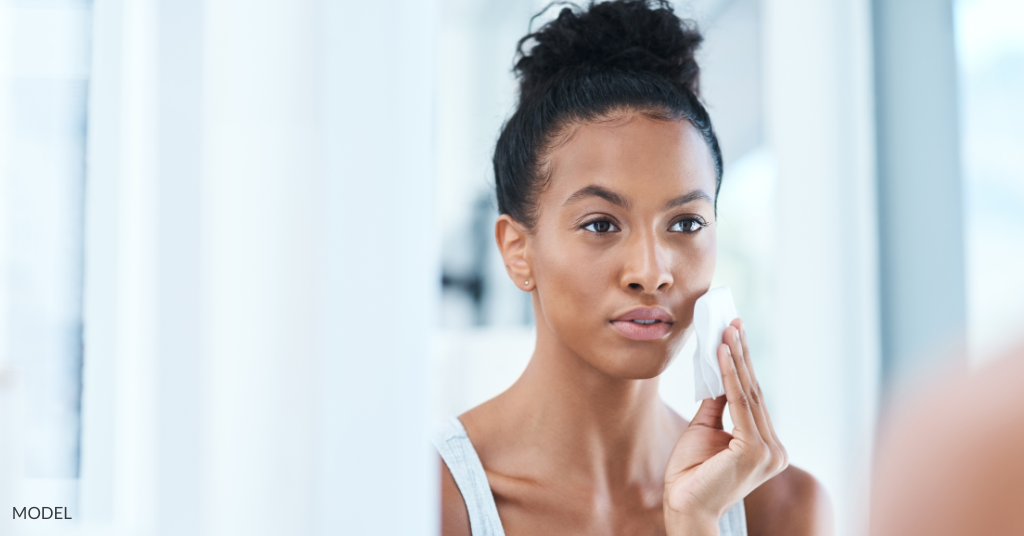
[432,416,746,536]
[721,498,748,536]
[432,417,506,536]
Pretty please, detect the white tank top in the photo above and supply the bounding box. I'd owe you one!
[433,416,747,536]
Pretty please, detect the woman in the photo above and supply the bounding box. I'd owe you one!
[435,1,832,534]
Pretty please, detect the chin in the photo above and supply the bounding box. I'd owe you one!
[590,342,677,380]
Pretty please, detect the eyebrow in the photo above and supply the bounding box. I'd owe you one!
[562,185,631,209]
[663,190,713,210]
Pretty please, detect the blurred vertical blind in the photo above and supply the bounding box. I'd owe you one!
[0,0,92,479]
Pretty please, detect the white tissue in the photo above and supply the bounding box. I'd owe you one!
[692,286,738,401]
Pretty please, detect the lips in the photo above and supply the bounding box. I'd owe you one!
[610,306,674,341]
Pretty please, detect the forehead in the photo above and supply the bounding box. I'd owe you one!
[542,114,716,205]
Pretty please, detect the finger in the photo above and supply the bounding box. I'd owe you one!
[690,393,727,430]
[718,339,758,438]
[725,323,773,444]
[733,321,788,473]
[735,320,772,427]
[735,320,785,454]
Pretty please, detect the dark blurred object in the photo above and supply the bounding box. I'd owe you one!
[441,194,492,325]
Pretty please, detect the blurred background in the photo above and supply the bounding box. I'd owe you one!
[0,0,1021,535]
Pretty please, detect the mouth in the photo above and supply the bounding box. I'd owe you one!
[610,307,674,341]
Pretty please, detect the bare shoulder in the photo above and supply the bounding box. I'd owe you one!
[872,348,1024,535]
[744,465,834,536]
[440,456,471,536]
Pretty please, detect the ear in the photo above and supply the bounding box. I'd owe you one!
[495,214,534,292]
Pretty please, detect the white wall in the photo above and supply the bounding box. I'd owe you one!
[763,0,879,534]
[318,0,439,533]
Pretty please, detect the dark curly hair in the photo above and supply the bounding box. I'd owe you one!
[494,0,722,228]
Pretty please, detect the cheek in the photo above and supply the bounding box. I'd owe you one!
[680,230,717,283]
[530,231,619,340]
[533,233,613,313]
[672,231,718,326]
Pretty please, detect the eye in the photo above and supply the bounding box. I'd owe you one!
[670,217,707,233]
[582,219,620,233]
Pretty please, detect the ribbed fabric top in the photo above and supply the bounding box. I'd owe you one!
[432,416,747,536]
[434,417,506,536]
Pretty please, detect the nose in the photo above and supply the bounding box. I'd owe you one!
[620,229,674,294]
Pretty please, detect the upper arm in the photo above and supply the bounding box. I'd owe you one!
[744,465,834,536]
[440,456,472,536]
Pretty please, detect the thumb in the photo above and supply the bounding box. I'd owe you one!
[689,395,726,430]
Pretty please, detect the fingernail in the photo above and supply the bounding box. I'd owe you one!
[725,345,732,357]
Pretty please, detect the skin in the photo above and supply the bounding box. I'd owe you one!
[441,112,833,535]
[871,341,1024,535]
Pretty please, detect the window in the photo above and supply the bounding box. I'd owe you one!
[955,0,1024,364]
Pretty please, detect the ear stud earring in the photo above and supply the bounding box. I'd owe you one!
[524,280,530,286]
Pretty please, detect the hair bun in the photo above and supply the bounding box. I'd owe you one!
[515,0,703,100]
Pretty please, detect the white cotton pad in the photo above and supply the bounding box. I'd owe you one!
[692,286,738,401]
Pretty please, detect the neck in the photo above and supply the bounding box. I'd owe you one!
[496,315,679,489]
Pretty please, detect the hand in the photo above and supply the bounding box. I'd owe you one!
[663,319,789,535]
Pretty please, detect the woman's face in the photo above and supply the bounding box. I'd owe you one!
[521,113,718,379]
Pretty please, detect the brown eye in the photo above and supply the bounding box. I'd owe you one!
[583,220,619,233]
[670,218,705,233]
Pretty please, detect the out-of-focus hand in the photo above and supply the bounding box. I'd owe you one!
[663,319,789,535]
